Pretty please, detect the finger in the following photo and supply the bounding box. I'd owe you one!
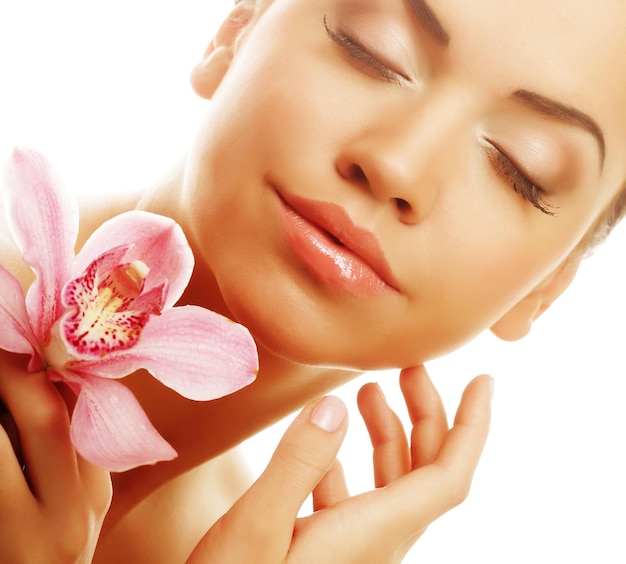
[0,402,23,467]
[333,375,492,554]
[189,396,348,563]
[76,455,113,517]
[312,459,349,511]
[246,396,347,523]
[0,357,80,510]
[381,375,493,541]
[399,366,448,468]
[0,414,33,507]
[437,374,493,475]
[357,382,410,487]
[56,383,112,516]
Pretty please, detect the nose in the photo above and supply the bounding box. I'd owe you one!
[336,152,427,224]
[336,95,462,224]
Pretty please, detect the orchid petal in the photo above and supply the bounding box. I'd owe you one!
[3,148,78,343]
[0,264,37,356]
[2,149,259,472]
[74,306,258,401]
[66,246,131,305]
[130,282,167,315]
[75,211,193,309]
[60,249,163,359]
[70,376,177,472]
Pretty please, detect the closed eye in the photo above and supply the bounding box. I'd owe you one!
[485,144,558,216]
[323,15,406,84]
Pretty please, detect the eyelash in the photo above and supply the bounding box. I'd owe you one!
[323,15,404,84]
[323,16,556,217]
[485,144,557,216]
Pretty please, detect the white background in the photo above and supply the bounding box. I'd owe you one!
[1,2,625,562]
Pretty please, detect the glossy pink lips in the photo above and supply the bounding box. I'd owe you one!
[278,191,399,297]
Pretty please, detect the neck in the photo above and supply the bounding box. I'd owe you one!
[106,342,357,528]
[94,162,360,525]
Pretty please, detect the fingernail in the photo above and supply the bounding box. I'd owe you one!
[489,377,495,402]
[310,396,346,432]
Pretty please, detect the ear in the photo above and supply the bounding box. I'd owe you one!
[190,3,254,99]
[490,257,580,342]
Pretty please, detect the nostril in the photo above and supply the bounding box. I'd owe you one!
[351,164,367,182]
[394,198,412,213]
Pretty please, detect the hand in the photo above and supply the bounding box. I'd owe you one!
[0,353,112,564]
[187,366,492,563]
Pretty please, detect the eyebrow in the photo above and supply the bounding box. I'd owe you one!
[512,89,606,168]
[405,2,605,171]
[406,0,449,46]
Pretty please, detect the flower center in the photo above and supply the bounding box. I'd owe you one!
[60,258,159,359]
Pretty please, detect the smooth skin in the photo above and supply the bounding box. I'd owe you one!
[0,352,111,563]
[1,0,625,561]
[175,0,625,372]
[0,357,490,563]
[188,368,492,564]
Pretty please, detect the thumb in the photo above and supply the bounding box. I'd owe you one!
[237,396,348,537]
[263,395,348,516]
[188,396,347,563]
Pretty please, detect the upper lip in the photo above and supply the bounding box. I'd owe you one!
[278,190,400,292]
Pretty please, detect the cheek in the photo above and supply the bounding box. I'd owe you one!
[393,214,561,361]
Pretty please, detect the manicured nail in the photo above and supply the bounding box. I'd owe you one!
[310,396,346,432]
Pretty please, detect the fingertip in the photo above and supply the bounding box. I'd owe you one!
[309,396,347,433]
[357,382,385,410]
[358,381,382,396]
[468,374,494,400]
[225,397,349,545]
[399,365,432,395]
[399,364,428,382]
[454,375,494,429]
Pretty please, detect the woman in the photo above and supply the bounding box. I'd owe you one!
[1,0,625,561]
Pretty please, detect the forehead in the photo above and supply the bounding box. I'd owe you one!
[439,1,626,94]
[435,0,626,171]
[260,0,626,186]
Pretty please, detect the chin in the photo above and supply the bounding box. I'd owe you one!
[226,299,416,371]
[214,267,438,371]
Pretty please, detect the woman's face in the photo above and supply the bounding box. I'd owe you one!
[183,0,626,369]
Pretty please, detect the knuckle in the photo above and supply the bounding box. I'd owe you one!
[449,480,472,507]
[1,369,69,433]
[28,390,69,433]
[89,473,114,517]
[53,506,94,560]
[275,439,328,479]
[217,510,276,559]
[95,482,113,516]
[439,466,473,509]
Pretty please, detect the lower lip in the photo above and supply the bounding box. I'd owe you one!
[278,198,398,297]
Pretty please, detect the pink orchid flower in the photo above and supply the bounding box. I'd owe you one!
[0,148,258,471]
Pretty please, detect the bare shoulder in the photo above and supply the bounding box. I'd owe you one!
[94,447,253,563]
[0,213,33,288]
[0,191,138,284]
[76,192,141,249]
